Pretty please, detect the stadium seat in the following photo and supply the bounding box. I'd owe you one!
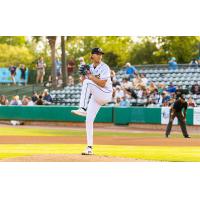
[196,99,200,105]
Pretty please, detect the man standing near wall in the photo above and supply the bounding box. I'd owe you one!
[165,95,191,138]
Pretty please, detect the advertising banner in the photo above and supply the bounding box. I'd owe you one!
[161,107,178,125]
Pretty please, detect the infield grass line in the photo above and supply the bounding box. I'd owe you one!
[0,144,200,161]
[0,127,200,138]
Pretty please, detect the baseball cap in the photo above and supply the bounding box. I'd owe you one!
[91,47,104,55]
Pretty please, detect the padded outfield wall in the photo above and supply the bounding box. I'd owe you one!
[0,106,196,125]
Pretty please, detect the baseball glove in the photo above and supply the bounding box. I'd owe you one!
[79,64,91,76]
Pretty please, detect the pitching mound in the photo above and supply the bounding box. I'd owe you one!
[0,154,146,162]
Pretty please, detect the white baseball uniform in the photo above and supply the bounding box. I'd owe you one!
[79,61,113,146]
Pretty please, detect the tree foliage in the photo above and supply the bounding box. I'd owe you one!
[129,37,158,65]
[0,36,200,71]
[0,36,26,46]
[0,44,34,66]
[156,36,200,63]
[65,36,133,68]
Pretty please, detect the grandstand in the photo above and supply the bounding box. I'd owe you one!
[50,64,200,107]
[0,84,47,100]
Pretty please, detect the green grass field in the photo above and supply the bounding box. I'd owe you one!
[0,144,200,162]
[0,126,200,161]
[1,126,200,138]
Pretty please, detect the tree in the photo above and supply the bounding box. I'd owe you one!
[61,36,67,87]
[65,36,133,69]
[129,37,158,65]
[0,36,26,46]
[0,44,34,66]
[47,36,57,88]
[157,36,200,63]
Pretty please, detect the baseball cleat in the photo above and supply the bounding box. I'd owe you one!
[184,136,191,138]
[71,108,87,117]
[165,134,169,138]
[82,146,93,155]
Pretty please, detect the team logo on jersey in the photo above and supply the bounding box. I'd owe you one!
[95,74,100,78]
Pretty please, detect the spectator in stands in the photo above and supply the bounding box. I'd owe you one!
[36,94,44,105]
[119,96,130,107]
[67,60,75,76]
[148,89,159,105]
[9,95,23,125]
[115,97,121,107]
[187,97,196,107]
[137,85,148,99]
[68,75,74,86]
[133,74,144,90]
[112,77,121,88]
[175,85,189,98]
[124,88,137,99]
[110,70,116,82]
[189,59,198,67]
[27,97,34,106]
[123,62,137,80]
[157,83,166,95]
[9,64,17,85]
[36,57,46,84]
[148,82,157,94]
[140,74,148,86]
[121,77,132,90]
[57,78,63,88]
[19,64,27,85]
[161,91,171,106]
[166,82,176,95]
[43,89,53,104]
[55,58,62,79]
[22,96,34,106]
[31,92,38,103]
[168,57,177,70]
[114,85,124,99]
[10,95,22,105]
[158,91,169,106]
[22,96,29,105]
[191,81,200,94]
[0,95,9,105]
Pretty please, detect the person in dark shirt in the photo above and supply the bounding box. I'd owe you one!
[165,96,190,138]
[36,95,43,105]
[191,82,200,95]
[9,64,17,85]
[19,64,27,85]
[43,89,53,104]
[31,92,38,103]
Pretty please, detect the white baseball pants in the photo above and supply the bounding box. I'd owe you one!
[79,79,112,146]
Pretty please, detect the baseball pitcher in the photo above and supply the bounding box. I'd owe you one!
[71,48,113,155]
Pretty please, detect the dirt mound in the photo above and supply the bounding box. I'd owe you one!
[0,154,145,162]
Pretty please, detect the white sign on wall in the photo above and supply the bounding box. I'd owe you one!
[193,107,200,125]
[161,107,178,125]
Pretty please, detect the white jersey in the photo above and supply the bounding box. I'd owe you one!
[90,62,113,93]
